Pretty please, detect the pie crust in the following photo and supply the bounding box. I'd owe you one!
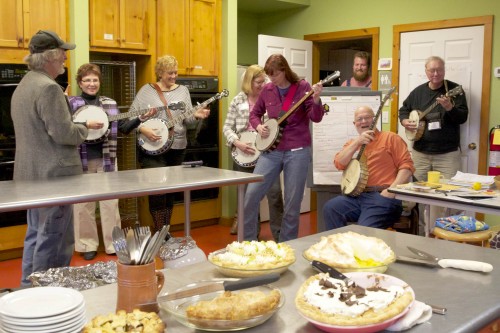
[295,273,413,326]
[303,231,395,269]
[82,309,165,333]
[208,240,295,270]
[186,289,281,320]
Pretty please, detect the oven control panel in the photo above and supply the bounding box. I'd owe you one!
[176,77,219,93]
[0,64,29,82]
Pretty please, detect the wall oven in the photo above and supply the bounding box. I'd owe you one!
[0,64,68,227]
[175,77,220,202]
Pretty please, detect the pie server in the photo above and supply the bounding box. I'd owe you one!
[396,246,493,273]
[157,273,280,302]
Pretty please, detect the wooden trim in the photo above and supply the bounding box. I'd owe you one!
[391,15,493,176]
[304,27,380,91]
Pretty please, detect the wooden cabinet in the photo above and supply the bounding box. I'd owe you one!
[0,0,66,49]
[90,0,150,51]
[157,0,220,76]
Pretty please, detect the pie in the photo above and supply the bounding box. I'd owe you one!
[208,240,295,270]
[303,231,395,270]
[295,273,414,326]
[186,289,281,320]
[82,309,165,333]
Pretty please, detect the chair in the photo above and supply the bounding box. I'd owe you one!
[432,227,493,247]
[390,204,419,235]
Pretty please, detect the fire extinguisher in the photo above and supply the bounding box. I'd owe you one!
[488,125,500,176]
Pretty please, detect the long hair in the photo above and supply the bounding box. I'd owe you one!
[241,65,265,94]
[76,63,102,83]
[264,54,300,84]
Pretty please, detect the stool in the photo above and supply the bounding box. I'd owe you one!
[432,227,493,247]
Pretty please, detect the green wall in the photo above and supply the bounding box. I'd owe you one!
[234,0,500,225]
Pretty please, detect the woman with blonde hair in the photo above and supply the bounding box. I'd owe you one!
[223,65,283,239]
[119,55,210,232]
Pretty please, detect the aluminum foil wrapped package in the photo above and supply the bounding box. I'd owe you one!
[28,260,117,290]
[159,236,207,269]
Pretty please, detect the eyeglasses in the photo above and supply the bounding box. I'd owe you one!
[355,115,374,123]
[425,68,444,74]
[253,79,266,85]
[81,79,99,84]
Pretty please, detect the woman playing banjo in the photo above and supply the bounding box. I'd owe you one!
[222,64,284,238]
[119,55,210,233]
[242,54,324,242]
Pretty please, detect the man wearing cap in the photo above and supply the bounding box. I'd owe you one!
[11,30,103,287]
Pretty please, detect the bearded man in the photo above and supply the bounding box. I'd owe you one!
[341,51,372,88]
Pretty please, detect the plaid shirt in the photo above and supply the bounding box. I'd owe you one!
[223,91,254,147]
[68,96,118,172]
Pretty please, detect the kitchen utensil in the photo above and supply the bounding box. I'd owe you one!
[126,228,138,264]
[112,226,131,265]
[396,246,493,272]
[158,273,280,302]
[311,260,351,282]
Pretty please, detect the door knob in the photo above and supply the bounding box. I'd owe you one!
[468,142,477,150]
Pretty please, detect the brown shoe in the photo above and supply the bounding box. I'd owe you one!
[230,218,238,235]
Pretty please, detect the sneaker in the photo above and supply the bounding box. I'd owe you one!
[83,251,97,260]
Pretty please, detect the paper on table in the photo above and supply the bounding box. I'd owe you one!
[450,171,495,187]
[386,300,432,331]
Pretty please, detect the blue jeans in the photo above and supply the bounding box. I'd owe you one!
[21,205,74,287]
[323,192,402,230]
[244,147,311,242]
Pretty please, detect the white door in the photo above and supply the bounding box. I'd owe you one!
[258,34,313,84]
[398,26,484,174]
[258,34,313,217]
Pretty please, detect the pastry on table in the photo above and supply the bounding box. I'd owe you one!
[208,240,295,270]
[303,231,395,270]
[186,289,281,320]
[82,309,165,333]
[295,273,414,326]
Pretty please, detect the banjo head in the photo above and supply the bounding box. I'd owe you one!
[137,118,173,155]
[341,159,367,196]
[232,131,260,167]
[405,110,424,141]
[73,105,109,142]
[255,119,280,152]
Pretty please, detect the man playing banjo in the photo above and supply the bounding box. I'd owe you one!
[323,106,414,230]
[399,56,468,235]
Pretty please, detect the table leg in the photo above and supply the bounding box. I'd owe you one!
[237,184,245,242]
[184,190,191,237]
[425,204,430,237]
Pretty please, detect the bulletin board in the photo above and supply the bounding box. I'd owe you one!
[310,88,382,186]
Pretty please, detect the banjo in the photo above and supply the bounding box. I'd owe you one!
[73,101,184,144]
[405,85,463,141]
[138,89,229,155]
[231,131,260,168]
[254,71,340,152]
[341,86,397,197]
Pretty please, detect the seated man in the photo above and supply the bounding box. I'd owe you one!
[323,106,415,230]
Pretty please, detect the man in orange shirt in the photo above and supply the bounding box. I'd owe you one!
[323,106,415,229]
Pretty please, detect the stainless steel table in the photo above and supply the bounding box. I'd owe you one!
[0,166,263,240]
[389,187,500,236]
[82,225,500,332]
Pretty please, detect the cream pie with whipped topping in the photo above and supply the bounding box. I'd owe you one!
[303,231,395,271]
[295,273,414,326]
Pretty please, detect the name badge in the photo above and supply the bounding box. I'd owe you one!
[428,121,441,131]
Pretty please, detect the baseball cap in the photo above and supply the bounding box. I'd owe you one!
[29,30,76,54]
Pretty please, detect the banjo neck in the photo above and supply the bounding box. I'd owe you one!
[276,71,340,126]
[355,86,396,160]
[107,105,168,122]
[415,84,464,121]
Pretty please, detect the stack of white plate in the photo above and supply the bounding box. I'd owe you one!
[0,287,86,333]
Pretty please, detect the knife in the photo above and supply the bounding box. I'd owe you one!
[311,260,351,282]
[157,273,280,302]
[396,246,493,273]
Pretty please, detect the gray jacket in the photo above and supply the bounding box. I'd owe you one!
[11,70,88,180]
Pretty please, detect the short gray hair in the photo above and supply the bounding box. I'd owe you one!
[425,56,445,68]
[23,49,62,71]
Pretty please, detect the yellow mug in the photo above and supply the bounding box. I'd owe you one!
[427,171,443,184]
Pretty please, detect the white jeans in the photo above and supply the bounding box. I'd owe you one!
[74,159,121,253]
